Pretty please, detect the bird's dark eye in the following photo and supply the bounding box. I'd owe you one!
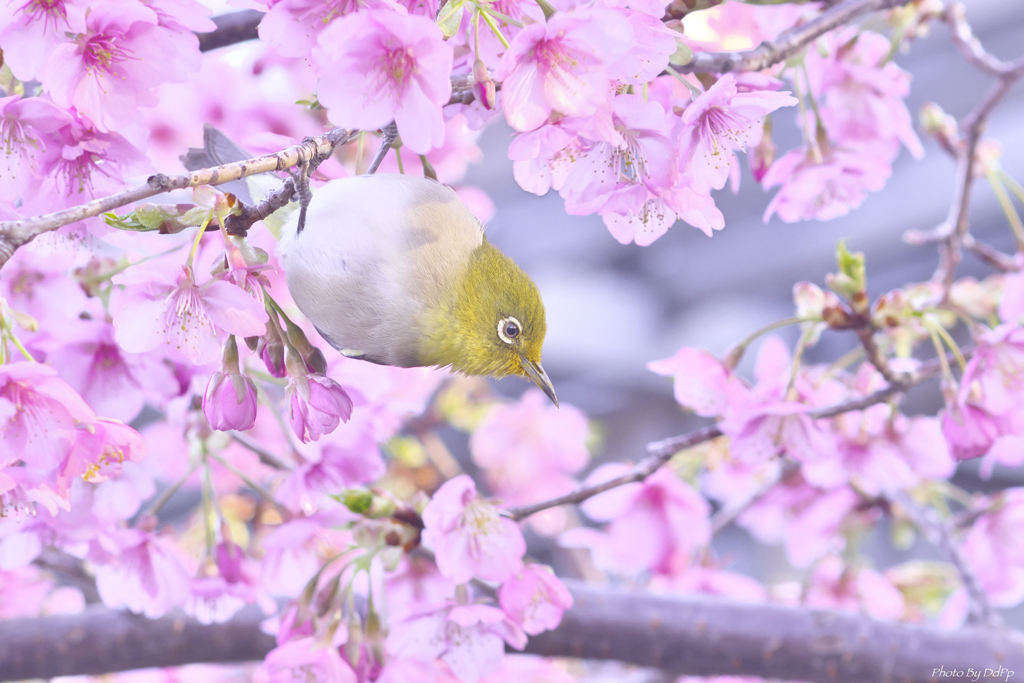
[497,316,522,344]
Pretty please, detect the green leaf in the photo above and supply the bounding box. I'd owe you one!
[436,0,466,39]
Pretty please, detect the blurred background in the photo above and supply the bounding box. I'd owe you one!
[445,0,1024,600]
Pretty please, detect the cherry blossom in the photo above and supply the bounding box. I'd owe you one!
[113,264,268,366]
[42,0,194,133]
[284,347,355,443]
[762,145,893,223]
[264,636,357,683]
[470,389,589,533]
[421,475,526,584]
[498,564,573,635]
[494,8,630,133]
[677,73,796,194]
[0,362,95,471]
[386,601,527,683]
[94,529,192,618]
[315,9,453,154]
[0,0,78,81]
[962,489,1024,606]
[563,465,710,576]
[0,95,73,204]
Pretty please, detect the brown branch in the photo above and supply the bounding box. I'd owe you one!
[507,357,946,522]
[676,0,910,74]
[3,582,1022,682]
[0,129,356,270]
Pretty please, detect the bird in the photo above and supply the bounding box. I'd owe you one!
[183,127,557,405]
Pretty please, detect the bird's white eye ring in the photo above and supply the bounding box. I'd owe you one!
[497,316,521,345]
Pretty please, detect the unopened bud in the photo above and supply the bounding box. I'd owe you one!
[257,325,285,377]
[280,315,327,375]
[473,58,496,110]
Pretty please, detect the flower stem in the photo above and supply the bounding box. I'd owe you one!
[986,169,1024,249]
[134,462,200,526]
[533,0,555,19]
[925,321,953,387]
[1000,169,1024,206]
[395,147,404,174]
[208,451,287,517]
[723,316,814,369]
[186,216,213,269]
[7,332,34,362]
[481,6,522,28]
[665,65,703,101]
[924,315,967,373]
[479,10,509,49]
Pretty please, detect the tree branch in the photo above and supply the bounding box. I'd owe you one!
[677,0,908,73]
[890,491,998,628]
[3,582,1022,683]
[507,356,944,522]
[898,3,1024,293]
[0,129,356,270]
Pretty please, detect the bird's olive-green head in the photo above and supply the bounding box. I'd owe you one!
[418,239,556,405]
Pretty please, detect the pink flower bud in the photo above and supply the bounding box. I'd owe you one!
[284,347,354,443]
[202,336,258,431]
[473,58,496,110]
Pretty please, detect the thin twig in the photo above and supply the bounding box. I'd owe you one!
[710,462,796,535]
[889,490,999,627]
[901,4,1024,294]
[676,0,910,74]
[507,355,949,522]
[961,233,1020,272]
[0,129,357,269]
[229,432,290,470]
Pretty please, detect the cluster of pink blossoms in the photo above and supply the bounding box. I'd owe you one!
[1,0,1021,680]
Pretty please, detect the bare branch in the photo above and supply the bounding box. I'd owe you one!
[898,3,1024,293]
[507,356,946,522]
[943,3,1024,79]
[507,425,722,521]
[889,490,999,627]
[3,582,1022,683]
[710,461,796,535]
[0,129,356,270]
[962,234,1020,272]
[676,0,910,74]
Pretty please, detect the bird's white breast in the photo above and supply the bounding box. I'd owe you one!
[279,174,484,367]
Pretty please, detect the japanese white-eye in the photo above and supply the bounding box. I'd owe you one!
[278,173,556,404]
[182,127,555,404]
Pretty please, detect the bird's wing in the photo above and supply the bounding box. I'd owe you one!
[280,174,484,366]
[180,125,291,232]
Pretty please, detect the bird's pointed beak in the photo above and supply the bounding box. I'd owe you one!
[519,355,558,407]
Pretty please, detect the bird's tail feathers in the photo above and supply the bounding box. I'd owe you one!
[180,124,296,240]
